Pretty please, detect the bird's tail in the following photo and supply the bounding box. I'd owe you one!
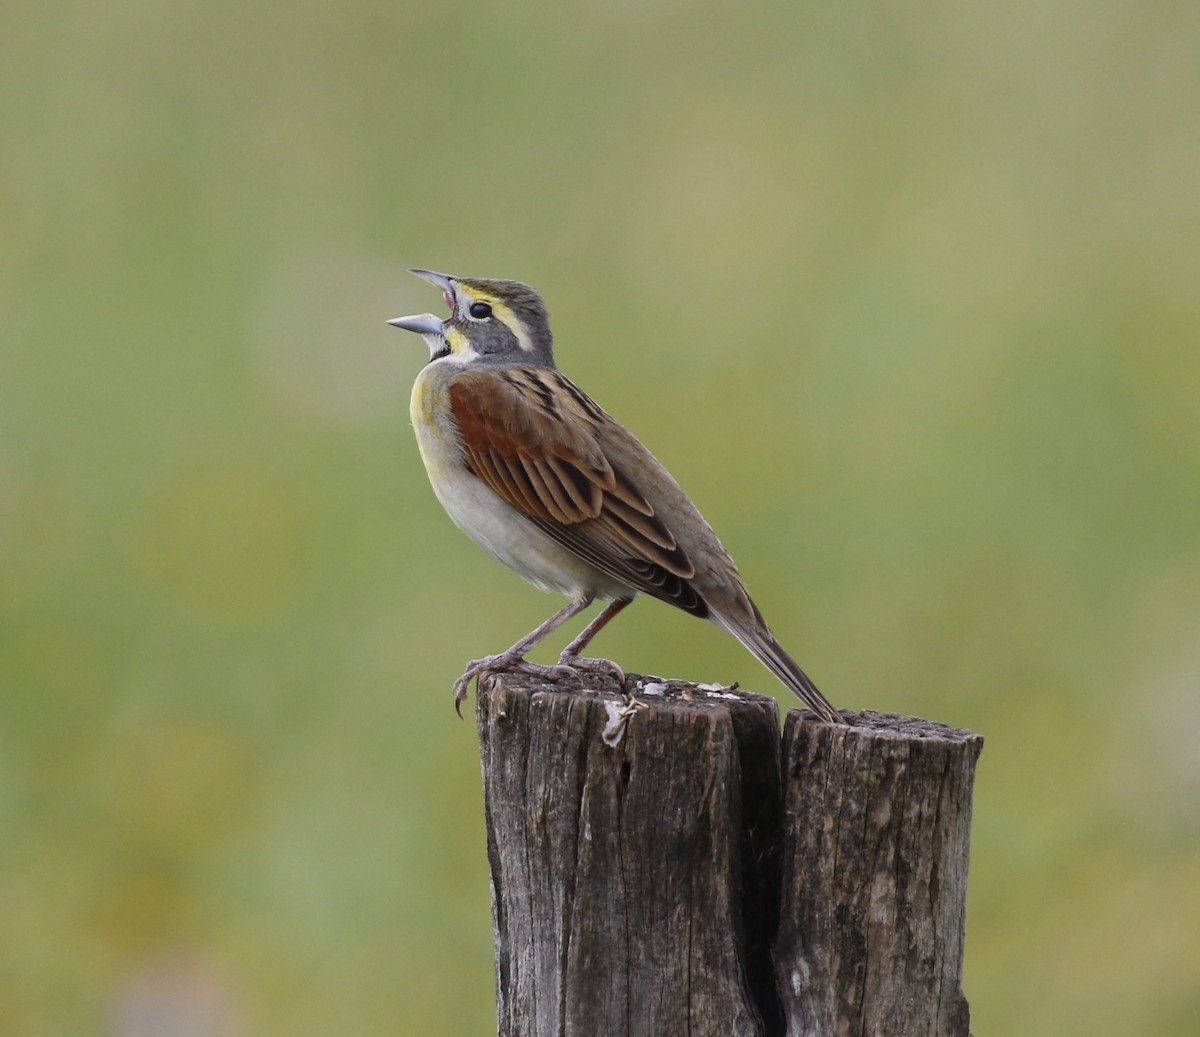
[716,617,844,724]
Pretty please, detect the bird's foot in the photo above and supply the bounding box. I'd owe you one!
[452,653,574,717]
[556,653,627,689]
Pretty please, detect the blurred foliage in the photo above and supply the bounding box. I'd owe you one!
[2,0,1198,1033]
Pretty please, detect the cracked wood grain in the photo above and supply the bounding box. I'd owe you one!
[773,710,982,1037]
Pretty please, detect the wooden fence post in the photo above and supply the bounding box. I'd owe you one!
[773,711,982,1037]
[476,671,982,1037]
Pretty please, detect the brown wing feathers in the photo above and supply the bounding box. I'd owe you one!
[449,370,607,522]
[447,369,707,615]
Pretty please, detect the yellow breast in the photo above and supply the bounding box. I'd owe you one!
[410,364,459,480]
[410,363,441,425]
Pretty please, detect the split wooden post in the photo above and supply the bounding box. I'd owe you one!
[773,711,982,1037]
[476,671,982,1037]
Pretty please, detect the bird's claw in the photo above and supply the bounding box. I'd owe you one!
[452,670,477,718]
[557,654,626,688]
[451,654,577,718]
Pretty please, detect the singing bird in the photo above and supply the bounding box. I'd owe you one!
[389,270,843,724]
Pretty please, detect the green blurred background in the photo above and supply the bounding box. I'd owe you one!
[3,0,1198,1033]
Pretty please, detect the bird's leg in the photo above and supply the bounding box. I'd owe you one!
[453,594,595,716]
[556,597,634,687]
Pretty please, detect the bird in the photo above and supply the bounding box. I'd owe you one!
[388,269,844,724]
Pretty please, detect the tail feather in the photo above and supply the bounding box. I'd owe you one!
[717,617,844,724]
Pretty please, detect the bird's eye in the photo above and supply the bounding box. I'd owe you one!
[468,302,493,319]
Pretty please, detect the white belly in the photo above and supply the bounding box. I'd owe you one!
[410,366,633,601]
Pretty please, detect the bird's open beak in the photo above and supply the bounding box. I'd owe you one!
[388,270,458,355]
[386,312,444,335]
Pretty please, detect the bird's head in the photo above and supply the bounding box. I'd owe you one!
[388,269,554,367]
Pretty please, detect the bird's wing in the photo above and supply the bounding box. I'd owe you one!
[447,368,709,616]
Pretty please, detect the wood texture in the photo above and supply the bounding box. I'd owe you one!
[476,673,982,1037]
[774,710,982,1037]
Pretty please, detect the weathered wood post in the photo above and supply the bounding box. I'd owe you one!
[773,712,982,1037]
[477,671,982,1037]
